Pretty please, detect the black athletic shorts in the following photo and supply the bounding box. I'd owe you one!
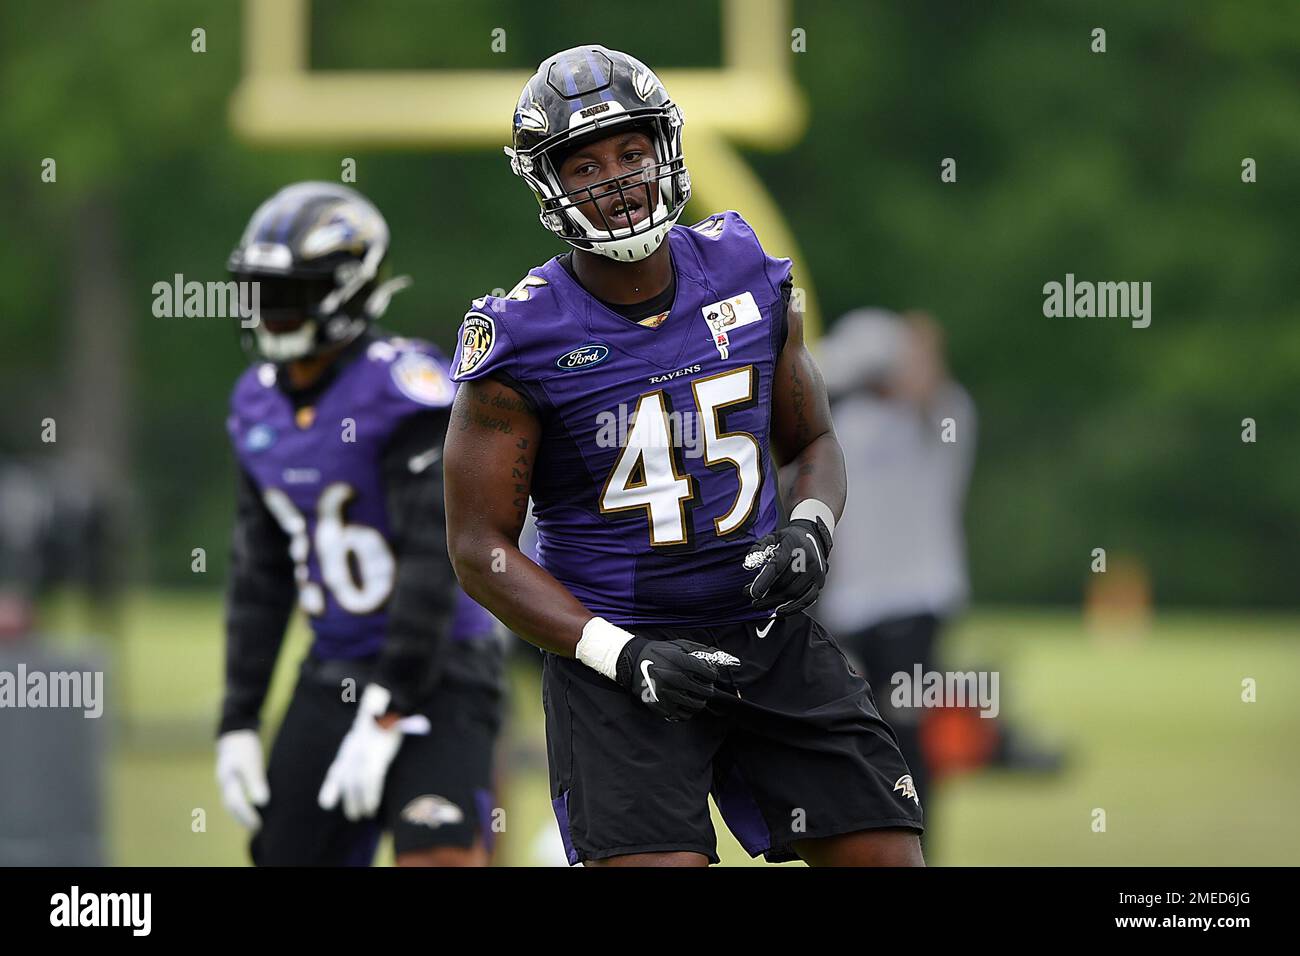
[543,611,924,864]
[251,654,501,866]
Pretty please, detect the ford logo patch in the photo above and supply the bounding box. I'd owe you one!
[556,344,610,371]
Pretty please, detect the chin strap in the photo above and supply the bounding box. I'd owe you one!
[254,320,318,362]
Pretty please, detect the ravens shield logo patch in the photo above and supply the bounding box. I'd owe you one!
[455,313,496,379]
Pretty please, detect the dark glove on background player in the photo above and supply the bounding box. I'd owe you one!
[744,516,833,615]
[615,636,739,722]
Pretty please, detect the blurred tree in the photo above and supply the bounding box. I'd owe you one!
[2,0,1297,606]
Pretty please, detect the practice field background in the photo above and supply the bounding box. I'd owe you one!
[58,593,1296,867]
[6,0,1300,867]
[6,0,1298,608]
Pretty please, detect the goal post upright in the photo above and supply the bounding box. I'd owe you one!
[230,0,821,338]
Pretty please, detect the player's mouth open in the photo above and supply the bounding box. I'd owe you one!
[606,197,646,228]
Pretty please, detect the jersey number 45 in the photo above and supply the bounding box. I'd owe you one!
[600,366,761,547]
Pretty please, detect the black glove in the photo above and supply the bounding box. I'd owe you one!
[744,517,832,615]
[615,637,740,721]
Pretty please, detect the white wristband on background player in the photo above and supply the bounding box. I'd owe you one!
[576,616,636,681]
[791,498,836,540]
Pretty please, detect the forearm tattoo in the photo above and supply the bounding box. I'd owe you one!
[511,436,531,531]
[790,359,811,447]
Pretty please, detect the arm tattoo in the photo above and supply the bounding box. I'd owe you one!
[455,385,528,434]
[477,389,531,413]
[471,411,514,434]
[790,359,811,446]
[511,436,531,530]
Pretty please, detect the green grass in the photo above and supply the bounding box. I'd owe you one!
[933,610,1300,865]
[69,593,1300,865]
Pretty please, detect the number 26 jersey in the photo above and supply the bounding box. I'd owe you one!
[227,337,495,658]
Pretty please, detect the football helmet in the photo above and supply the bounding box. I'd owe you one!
[506,45,691,262]
[227,182,409,362]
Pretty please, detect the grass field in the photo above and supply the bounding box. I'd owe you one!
[45,593,1300,866]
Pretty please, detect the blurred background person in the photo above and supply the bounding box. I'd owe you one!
[815,309,974,847]
[0,458,113,865]
[816,310,1064,853]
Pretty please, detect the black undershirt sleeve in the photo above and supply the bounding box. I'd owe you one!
[372,409,461,713]
[219,469,295,736]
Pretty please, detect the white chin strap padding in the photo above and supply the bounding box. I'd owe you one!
[566,198,681,262]
[255,319,317,362]
[594,220,670,261]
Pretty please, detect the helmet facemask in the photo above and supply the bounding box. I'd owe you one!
[229,183,411,364]
[511,107,691,262]
[236,265,377,364]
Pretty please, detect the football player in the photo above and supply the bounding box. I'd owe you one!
[444,47,924,866]
[217,182,503,866]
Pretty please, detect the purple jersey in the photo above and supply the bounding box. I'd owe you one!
[228,337,496,658]
[451,211,793,627]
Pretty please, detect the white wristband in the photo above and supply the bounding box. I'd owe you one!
[791,498,836,539]
[575,616,635,681]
